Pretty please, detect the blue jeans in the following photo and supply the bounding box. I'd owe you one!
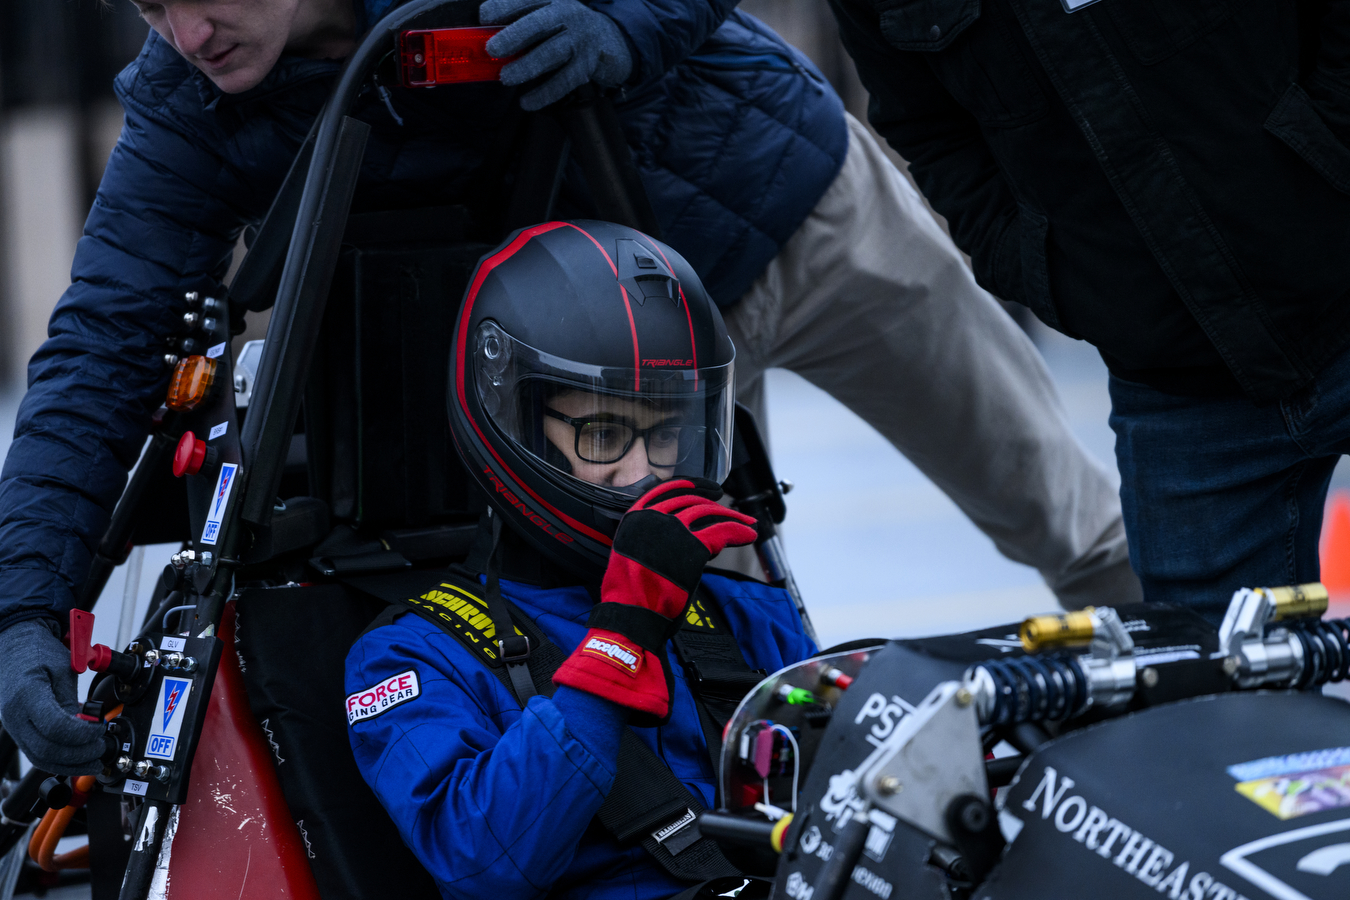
[1110,346,1350,623]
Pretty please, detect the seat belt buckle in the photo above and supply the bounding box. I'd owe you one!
[497,634,531,663]
[651,807,700,856]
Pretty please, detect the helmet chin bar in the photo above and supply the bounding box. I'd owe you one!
[618,473,663,497]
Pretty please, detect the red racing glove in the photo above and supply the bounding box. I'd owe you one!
[553,478,759,724]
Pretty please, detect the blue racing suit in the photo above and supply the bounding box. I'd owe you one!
[345,572,815,899]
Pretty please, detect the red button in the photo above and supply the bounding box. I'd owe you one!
[173,431,207,477]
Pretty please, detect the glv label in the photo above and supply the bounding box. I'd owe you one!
[145,676,193,761]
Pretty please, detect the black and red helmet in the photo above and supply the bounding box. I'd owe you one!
[448,220,737,577]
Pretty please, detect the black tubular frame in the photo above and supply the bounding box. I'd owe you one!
[114,7,446,897]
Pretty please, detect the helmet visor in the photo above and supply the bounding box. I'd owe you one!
[474,320,735,501]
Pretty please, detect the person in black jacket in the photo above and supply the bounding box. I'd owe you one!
[828,0,1350,620]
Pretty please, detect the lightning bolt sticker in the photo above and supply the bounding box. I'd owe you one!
[146,676,193,761]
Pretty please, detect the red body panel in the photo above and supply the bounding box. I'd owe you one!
[165,602,321,900]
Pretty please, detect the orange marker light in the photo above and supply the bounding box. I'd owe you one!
[166,355,217,412]
[398,27,514,87]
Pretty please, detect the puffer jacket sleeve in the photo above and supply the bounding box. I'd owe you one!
[0,39,267,633]
[588,0,741,85]
[346,615,623,899]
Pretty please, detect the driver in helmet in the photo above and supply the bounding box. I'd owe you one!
[345,221,814,899]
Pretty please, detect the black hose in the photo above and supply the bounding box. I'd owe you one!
[697,812,777,850]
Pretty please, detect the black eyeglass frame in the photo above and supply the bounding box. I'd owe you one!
[543,408,706,467]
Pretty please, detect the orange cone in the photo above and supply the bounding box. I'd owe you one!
[1319,491,1350,605]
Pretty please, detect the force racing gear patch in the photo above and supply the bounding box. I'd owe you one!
[347,670,421,725]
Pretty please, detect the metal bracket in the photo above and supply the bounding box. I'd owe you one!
[858,681,987,843]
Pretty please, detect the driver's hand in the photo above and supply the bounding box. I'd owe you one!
[552,479,759,723]
[0,619,108,774]
[480,0,633,111]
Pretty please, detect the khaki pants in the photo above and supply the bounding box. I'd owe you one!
[724,114,1140,609]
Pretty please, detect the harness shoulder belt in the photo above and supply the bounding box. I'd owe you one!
[348,568,762,884]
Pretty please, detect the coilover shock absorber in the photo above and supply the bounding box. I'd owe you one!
[1290,617,1350,688]
[965,654,1089,726]
[1219,583,1350,690]
[964,606,1137,727]
[965,584,1350,731]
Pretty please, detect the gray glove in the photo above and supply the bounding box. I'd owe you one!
[0,619,107,774]
[481,0,633,111]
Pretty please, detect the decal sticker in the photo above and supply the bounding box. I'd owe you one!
[346,670,421,725]
[1134,644,1202,665]
[1016,765,1253,899]
[798,825,823,856]
[482,467,575,543]
[853,692,917,749]
[124,779,148,797]
[208,421,227,440]
[145,676,193,761]
[200,462,238,545]
[206,342,226,359]
[1221,818,1350,900]
[581,636,641,675]
[784,872,814,900]
[863,809,897,862]
[160,637,186,652]
[1230,747,1350,820]
[850,865,893,899]
[974,635,1023,653]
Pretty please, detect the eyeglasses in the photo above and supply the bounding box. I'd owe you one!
[544,408,705,467]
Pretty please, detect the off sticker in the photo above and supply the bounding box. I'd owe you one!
[200,462,238,545]
[581,636,641,675]
[145,676,192,761]
[346,670,421,725]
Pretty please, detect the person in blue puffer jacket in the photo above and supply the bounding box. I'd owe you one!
[0,0,1136,775]
[348,221,813,898]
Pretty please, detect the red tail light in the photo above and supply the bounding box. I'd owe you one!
[397,27,514,87]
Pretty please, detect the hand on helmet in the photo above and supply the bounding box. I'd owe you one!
[480,0,633,111]
[553,479,759,723]
[0,619,108,775]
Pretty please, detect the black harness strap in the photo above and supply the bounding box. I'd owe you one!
[673,594,766,782]
[482,512,538,703]
[347,569,753,883]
